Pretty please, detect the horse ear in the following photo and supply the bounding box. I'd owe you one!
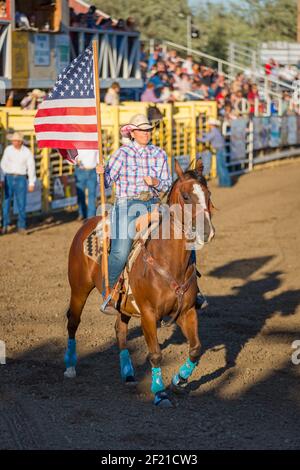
[175,159,184,180]
[195,158,204,175]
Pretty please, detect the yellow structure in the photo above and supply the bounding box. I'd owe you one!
[0,101,217,212]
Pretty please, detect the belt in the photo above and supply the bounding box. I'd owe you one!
[78,166,96,170]
[6,173,26,177]
[118,191,157,203]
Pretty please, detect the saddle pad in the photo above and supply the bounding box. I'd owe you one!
[83,216,110,265]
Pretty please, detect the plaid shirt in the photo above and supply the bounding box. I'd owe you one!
[104,141,172,198]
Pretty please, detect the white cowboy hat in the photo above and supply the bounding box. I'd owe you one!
[7,131,24,141]
[208,117,221,127]
[120,114,154,137]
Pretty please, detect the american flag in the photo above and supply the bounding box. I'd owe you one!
[34,43,98,163]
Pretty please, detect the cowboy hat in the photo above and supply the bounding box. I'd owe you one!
[7,131,24,141]
[207,117,221,127]
[120,114,154,137]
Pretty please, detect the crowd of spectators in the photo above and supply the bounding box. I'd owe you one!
[139,44,300,120]
[69,5,136,32]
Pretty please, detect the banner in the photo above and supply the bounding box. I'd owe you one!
[34,34,50,66]
[13,180,42,214]
[230,119,247,161]
[287,115,298,145]
[269,117,281,148]
[12,31,29,88]
[55,35,70,74]
[51,175,77,209]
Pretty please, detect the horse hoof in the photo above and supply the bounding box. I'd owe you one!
[64,366,76,378]
[171,375,189,395]
[154,391,173,408]
[124,376,138,386]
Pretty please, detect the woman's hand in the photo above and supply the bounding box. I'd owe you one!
[144,176,159,187]
[96,164,105,174]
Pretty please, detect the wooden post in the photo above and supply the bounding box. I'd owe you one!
[93,39,110,296]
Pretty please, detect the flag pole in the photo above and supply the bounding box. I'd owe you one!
[92,39,110,296]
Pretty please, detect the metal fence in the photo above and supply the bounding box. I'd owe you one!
[222,115,300,176]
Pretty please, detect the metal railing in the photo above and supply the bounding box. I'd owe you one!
[222,115,300,176]
[69,27,143,88]
[163,40,295,93]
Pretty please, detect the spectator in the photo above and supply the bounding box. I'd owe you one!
[86,5,97,29]
[0,132,36,234]
[141,82,160,102]
[198,118,231,187]
[104,82,120,105]
[74,150,99,221]
[247,83,259,115]
[20,89,46,110]
[15,11,30,29]
[182,55,194,75]
[0,1,6,18]
[126,17,136,31]
[174,73,192,98]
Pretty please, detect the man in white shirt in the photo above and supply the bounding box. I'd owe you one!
[0,132,36,234]
[74,149,99,221]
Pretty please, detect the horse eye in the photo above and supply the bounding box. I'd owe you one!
[182,192,190,201]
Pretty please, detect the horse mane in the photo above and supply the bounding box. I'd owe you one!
[166,169,208,204]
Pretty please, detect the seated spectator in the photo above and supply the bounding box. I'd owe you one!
[247,83,259,115]
[174,73,192,97]
[141,83,160,103]
[126,17,136,31]
[98,17,113,30]
[20,89,46,110]
[15,11,30,29]
[0,1,6,18]
[182,55,194,75]
[232,90,249,116]
[104,82,120,105]
[86,5,97,29]
[69,8,78,27]
[115,18,126,30]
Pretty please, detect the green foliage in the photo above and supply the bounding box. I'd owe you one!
[94,0,298,57]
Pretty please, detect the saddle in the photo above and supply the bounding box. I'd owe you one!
[83,208,161,317]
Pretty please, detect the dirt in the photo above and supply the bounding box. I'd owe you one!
[0,160,300,450]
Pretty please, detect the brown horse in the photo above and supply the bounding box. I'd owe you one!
[64,159,215,407]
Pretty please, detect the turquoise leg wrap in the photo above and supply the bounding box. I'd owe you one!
[64,338,77,368]
[119,349,135,381]
[151,367,165,394]
[172,358,198,386]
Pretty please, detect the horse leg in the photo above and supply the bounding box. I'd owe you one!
[141,308,173,407]
[172,307,201,391]
[64,287,92,378]
[115,313,137,385]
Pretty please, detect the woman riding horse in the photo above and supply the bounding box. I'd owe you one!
[97,113,171,314]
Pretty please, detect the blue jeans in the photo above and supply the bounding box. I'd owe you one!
[108,197,159,288]
[217,148,232,187]
[75,167,97,219]
[2,174,27,229]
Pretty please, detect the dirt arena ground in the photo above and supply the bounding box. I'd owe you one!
[0,160,300,450]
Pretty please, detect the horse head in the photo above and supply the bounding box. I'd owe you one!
[167,159,215,246]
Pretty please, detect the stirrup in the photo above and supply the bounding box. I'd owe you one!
[100,294,119,316]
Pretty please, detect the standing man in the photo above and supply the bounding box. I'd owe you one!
[199,118,232,187]
[0,132,36,234]
[74,149,99,221]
